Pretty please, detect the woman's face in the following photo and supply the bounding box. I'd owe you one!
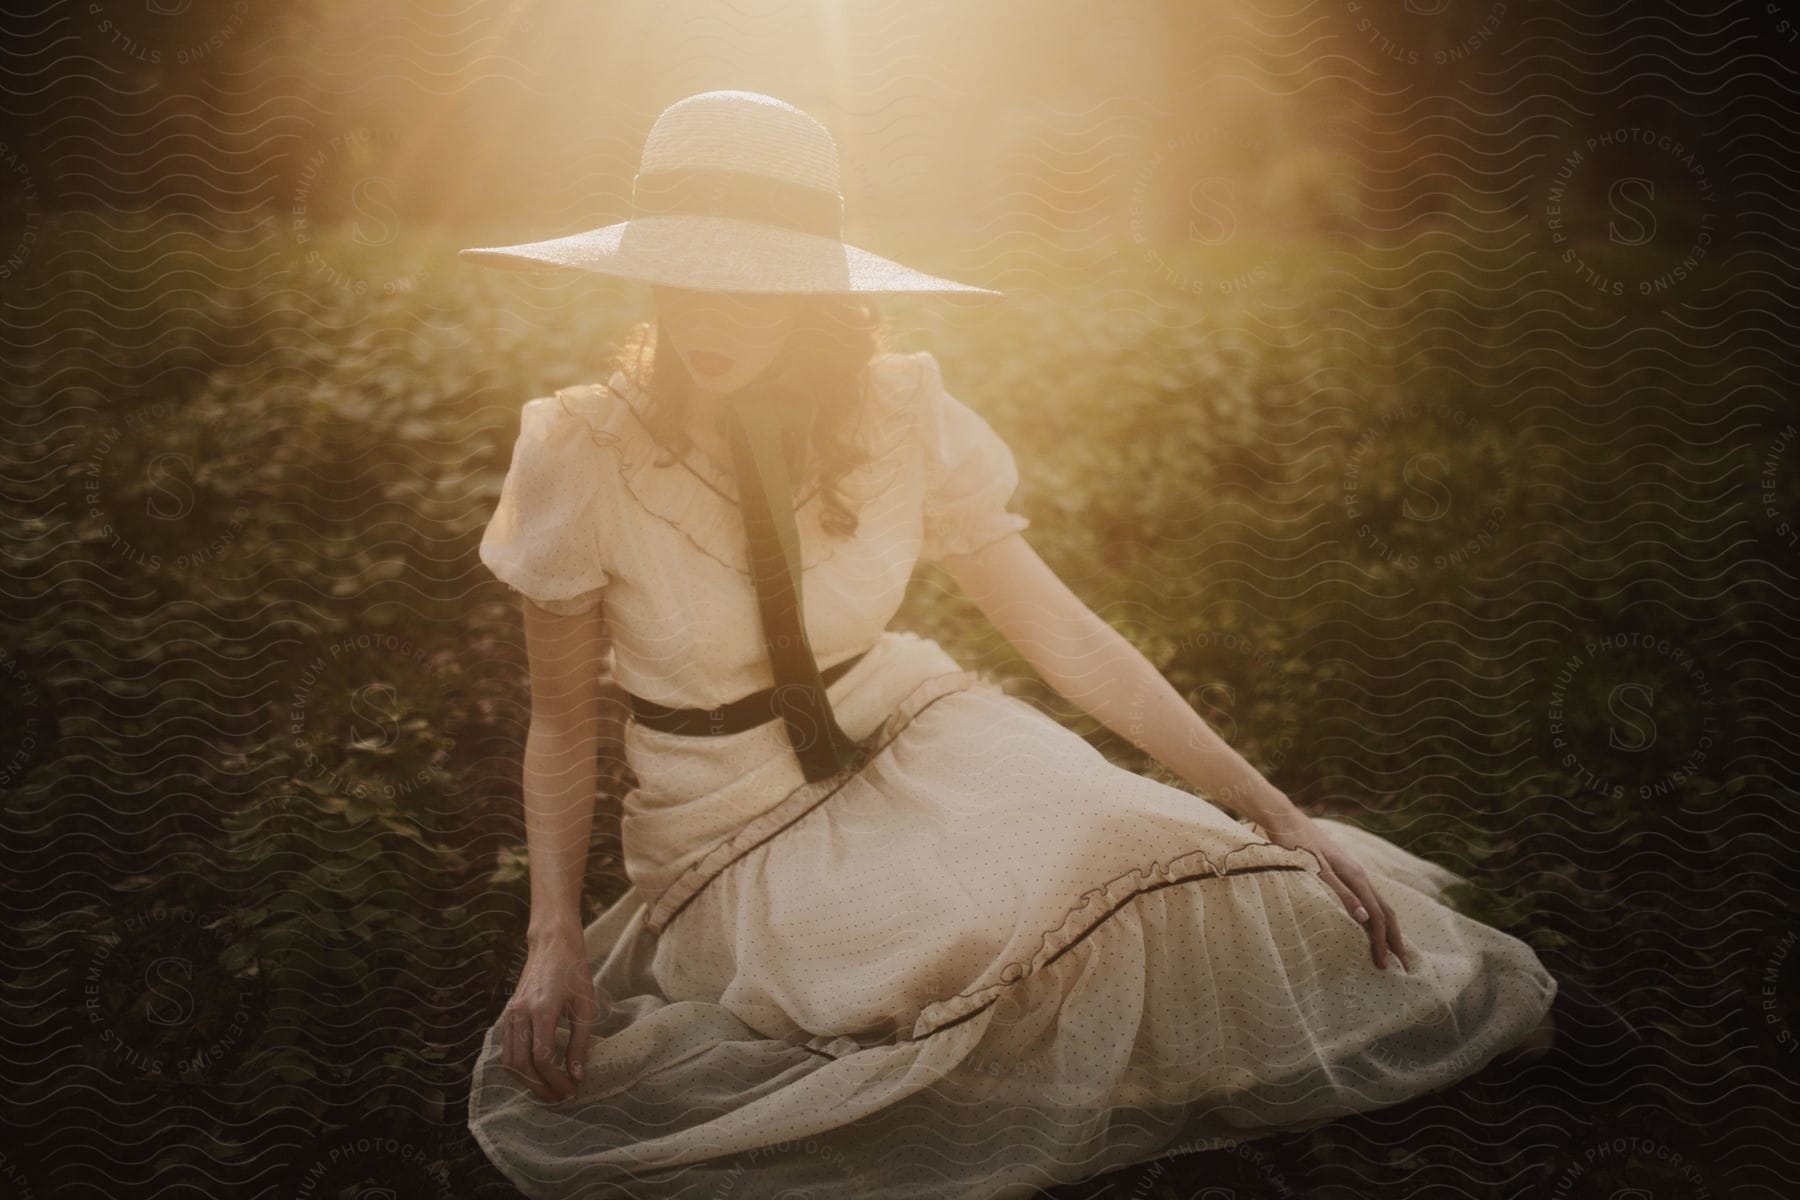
[653,285,797,399]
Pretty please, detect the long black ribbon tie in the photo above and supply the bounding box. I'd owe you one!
[724,394,867,783]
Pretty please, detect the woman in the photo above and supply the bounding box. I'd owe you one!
[462,90,1564,1200]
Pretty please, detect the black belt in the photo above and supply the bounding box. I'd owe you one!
[627,648,870,737]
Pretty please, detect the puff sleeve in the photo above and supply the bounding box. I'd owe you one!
[911,350,1032,564]
[478,392,614,615]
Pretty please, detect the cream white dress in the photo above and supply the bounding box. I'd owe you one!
[466,349,1558,1199]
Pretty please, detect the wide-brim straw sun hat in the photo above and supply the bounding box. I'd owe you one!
[458,89,1003,302]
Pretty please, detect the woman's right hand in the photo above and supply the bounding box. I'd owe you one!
[502,927,599,1102]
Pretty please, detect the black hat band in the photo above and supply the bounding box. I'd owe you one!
[631,166,845,240]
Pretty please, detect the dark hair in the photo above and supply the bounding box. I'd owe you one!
[610,294,889,540]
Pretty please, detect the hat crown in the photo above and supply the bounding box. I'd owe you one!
[459,87,1001,300]
[639,90,841,196]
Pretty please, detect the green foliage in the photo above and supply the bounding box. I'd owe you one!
[3,211,1787,1195]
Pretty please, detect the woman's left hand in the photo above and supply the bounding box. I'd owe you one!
[1257,804,1415,973]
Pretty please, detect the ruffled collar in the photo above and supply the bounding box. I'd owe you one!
[559,365,911,580]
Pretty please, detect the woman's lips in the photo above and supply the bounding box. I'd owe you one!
[687,350,736,376]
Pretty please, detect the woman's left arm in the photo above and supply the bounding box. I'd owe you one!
[943,532,1414,972]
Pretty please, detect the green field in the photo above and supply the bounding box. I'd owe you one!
[3,211,1791,1197]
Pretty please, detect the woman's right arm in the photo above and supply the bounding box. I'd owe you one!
[502,595,609,1101]
[521,596,609,941]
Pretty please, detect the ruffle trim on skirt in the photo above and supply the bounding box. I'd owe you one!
[637,661,1329,1051]
[907,837,1322,1043]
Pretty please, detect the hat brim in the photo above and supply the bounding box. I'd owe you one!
[458,214,1002,302]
